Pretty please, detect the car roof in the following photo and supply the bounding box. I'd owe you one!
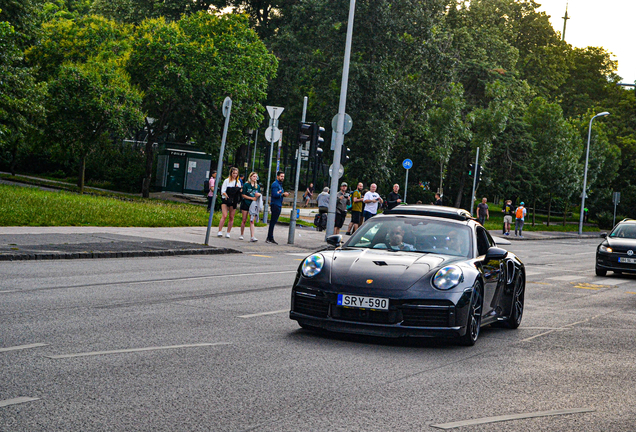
[384,205,474,222]
[619,218,636,224]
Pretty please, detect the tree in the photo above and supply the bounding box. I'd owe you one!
[0,7,47,175]
[127,12,277,197]
[46,60,144,193]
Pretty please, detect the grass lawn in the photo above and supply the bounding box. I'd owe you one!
[0,184,249,227]
[480,203,599,232]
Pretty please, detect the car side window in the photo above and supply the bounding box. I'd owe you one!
[475,227,490,256]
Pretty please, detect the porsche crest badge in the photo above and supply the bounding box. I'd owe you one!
[366,279,373,284]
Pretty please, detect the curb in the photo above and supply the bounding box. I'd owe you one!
[0,247,241,261]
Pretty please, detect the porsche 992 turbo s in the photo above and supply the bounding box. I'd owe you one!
[290,205,526,346]
[596,218,636,276]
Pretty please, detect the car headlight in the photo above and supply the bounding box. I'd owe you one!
[599,244,613,253]
[433,265,463,290]
[302,254,325,277]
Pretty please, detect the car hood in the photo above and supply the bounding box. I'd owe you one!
[329,248,452,291]
[606,238,636,252]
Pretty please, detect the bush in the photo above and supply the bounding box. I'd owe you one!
[595,211,626,229]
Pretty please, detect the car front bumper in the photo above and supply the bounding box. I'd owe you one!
[596,252,636,273]
[290,285,472,339]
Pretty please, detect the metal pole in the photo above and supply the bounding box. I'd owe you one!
[579,112,609,235]
[205,97,232,245]
[326,0,356,238]
[470,147,479,216]
[263,126,275,224]
[251,129,258,173]
[404,169,409,204]
[613,201,617,228]
[288,97,308,244]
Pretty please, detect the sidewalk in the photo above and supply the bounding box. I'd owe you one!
[0,222,330,261]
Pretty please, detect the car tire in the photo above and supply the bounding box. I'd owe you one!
[504,270,524,329]
[595,267,607,277]
[458,281,483,346]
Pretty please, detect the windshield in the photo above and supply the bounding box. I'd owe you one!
[609,224,636,239]
[346,217,472,258]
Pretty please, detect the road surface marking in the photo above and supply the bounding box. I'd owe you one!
[286,253,310,257]
[431,408,595,429]
[251,255,272,258]
[594,278,630,285]
[294,258,303,261]
[45,342,230,359]
[0,290,19,293]
[0,343,48,353]
[238,309,289,318]
[574,286,600,290]
[547,275,585,281]
[627,292,636,295]
[0,397,40,408]
[528,282,551,285]
[524,271,542,276]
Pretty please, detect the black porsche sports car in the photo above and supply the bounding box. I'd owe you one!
[596,218,636,276]
[290,205,526,346]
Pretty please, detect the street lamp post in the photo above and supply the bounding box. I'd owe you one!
[578,111,609,235]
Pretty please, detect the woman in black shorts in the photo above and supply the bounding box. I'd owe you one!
[217,167,242,238]
[239,172,262,242]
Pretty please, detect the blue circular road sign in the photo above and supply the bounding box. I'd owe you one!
[402,159,413,170]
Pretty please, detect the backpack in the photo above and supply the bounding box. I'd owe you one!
[313,213,327,231]
[516,207,524,219]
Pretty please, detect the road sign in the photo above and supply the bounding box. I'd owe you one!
[613,192,621,205]
[266,106,284,120]
[329,164,344,179]
[222,97,232,118]
[331,113,353,134]
[402,159,413,170]
[265,126,281,143]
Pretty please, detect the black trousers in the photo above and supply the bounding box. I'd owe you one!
[267,205,282,240]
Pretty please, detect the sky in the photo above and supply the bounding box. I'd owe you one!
[535,0,635,84]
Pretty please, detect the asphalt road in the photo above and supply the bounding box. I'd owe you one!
[1,238,635,431]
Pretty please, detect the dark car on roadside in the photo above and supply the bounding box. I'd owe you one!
[289,205,526,346]
[596,219,636,276]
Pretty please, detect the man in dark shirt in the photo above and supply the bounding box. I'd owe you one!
[434,193,443,206]
[387,184,402,210]
[266,171,289,245]
[476,197,489,226]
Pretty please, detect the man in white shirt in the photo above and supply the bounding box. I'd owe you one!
[363,183,383,220]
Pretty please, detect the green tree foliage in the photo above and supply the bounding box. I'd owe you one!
[127,12,277,197]
[46,60,144,193]
[0,7,47,175]
[90,0,216,24]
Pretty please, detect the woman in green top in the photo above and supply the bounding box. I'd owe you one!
[239,171,262,242]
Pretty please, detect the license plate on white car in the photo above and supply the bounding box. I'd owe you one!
[619,257,636,264]
[337,294,389,310]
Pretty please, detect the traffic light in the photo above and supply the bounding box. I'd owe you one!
[477,164,484,183]
[342,146,350,164]
[297,122,312,147]
[311,123,325,155]
[468,163,474,176]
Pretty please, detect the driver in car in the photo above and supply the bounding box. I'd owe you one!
[445,230,468,256]
[374,225,415,251]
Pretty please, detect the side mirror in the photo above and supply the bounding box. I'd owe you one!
[485,246,508,261]
[600,233,607,238]
[326,234,343,247]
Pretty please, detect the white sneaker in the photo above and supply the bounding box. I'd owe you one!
[239,235,244,240]
[225,233,231,238]
[217,232,223,237]
[250,237,258,242]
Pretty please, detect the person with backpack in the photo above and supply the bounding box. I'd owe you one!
[515,202,527,238]
[315,187,330,231]
[239,172,261,242]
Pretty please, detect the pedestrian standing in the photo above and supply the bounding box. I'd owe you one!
[347,182,364,235]
[363,184,383,220]
[335,182,350,235]
[207,170,217,211]
[386,184,402,210]
[217,167,242,238]
[434,193,443,206]
[303,183,314,207]
[515,202,527,238]
[502,199,514,236]
[266,171,289,245]
[239,172,261,242]
[317,187,330,215]
[476,197,489,226]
